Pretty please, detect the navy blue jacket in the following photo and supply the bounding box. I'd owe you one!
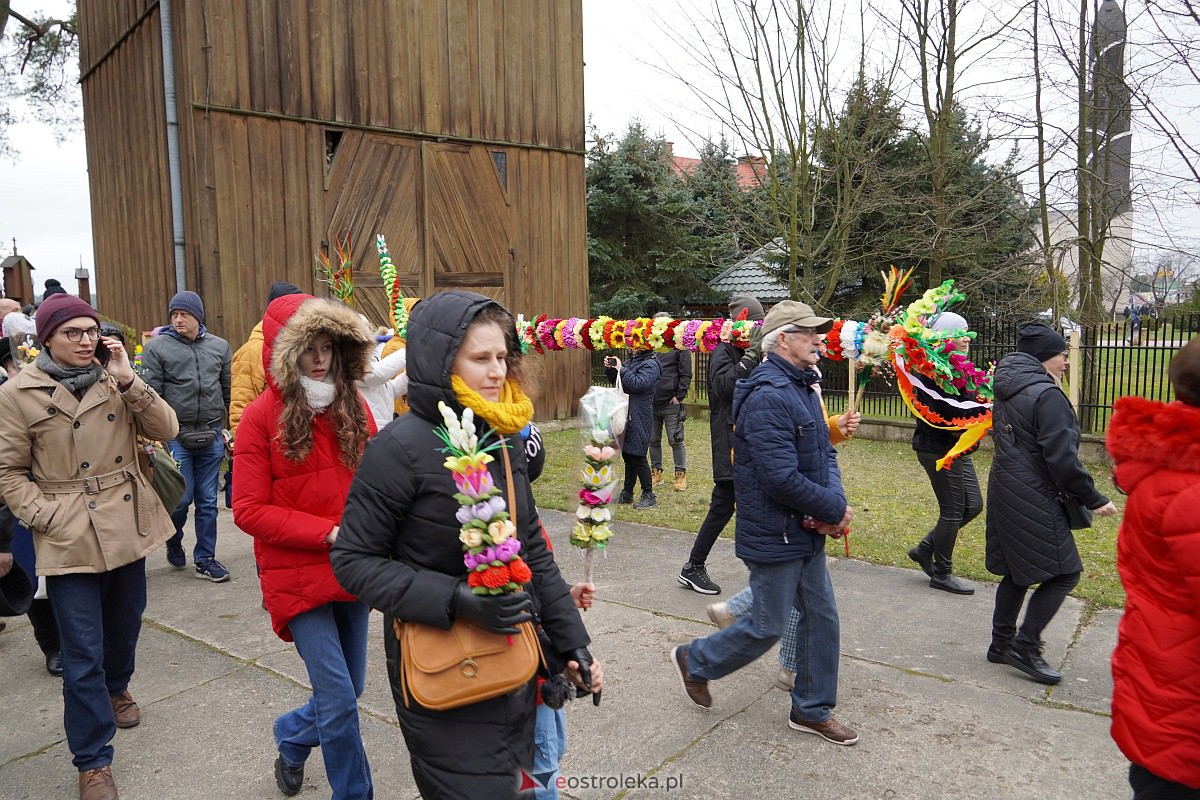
[605,352,661,457]
[731,353,847,564]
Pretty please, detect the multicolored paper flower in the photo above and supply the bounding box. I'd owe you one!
[433,401,530,596]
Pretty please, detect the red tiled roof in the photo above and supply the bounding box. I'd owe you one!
[669,154,766,190]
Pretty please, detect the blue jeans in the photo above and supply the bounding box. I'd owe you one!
[533,703,567,799]
[726,585,799,673]
[276,601,373,800]
[649,402,687,473]
[47,559,147,771]
[167,434,224,564]
[687,553,841,723]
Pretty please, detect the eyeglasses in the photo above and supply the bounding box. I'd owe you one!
[60,327,102,343]
[782,326,819,337]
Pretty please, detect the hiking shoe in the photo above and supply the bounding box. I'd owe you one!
[274,755,304,796]
[907,544,934,578]
[617,490,634,505]
[706,602,734,629]
[166,540,186,569]
[788,711,859,745]
[110,690,140,728]
[1003,643,1062,685]
[673,470,687,491]
[634,492,657,509]
[775,668,796,691]
[678,563,721,595]
[79,765,118,800]
[651,468,665,486]
[671,646,712,709]
[195,560,231,583]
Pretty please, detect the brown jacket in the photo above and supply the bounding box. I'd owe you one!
[0,366,179,575]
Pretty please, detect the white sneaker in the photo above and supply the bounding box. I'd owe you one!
[706,602,734,629]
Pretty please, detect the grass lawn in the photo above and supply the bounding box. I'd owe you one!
[532,417,1126,610]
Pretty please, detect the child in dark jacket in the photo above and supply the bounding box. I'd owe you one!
[604,351,662,509]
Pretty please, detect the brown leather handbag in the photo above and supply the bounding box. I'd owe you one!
[393,442,544,711]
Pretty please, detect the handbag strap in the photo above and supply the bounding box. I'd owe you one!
[501,441,519,523]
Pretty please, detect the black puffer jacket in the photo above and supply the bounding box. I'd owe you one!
[985,352,1109,585]
[331,291,589,799]
[708,341,756,483]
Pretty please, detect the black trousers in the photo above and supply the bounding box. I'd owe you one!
[621,453,652,494]
[991,571,1080,650]
[913,451,981,571]
[1129,763,1200,799]
[688,480,735,565]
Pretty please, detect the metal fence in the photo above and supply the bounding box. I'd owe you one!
[588,312,1198,435]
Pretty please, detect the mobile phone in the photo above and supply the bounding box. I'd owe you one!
[95,338,111,366]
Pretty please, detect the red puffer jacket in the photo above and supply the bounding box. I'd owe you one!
[1107,396,1200,789]
[232,294,376,641]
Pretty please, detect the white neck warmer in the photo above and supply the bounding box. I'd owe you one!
[300,374,337,411]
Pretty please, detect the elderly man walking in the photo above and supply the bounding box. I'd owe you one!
[670,300,859,745]
[141,291,233,582]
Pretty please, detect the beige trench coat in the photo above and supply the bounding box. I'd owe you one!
[0,366,179,575]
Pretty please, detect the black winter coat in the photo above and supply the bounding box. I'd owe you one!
[652,349,692,406]
[708,342,755,483]
[985,352,1110,585]
[605,352,660,457]
[331,290,589,799]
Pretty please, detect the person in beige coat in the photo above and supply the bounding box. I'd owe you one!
[0,293,178,800]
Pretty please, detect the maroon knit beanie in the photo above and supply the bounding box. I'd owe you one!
[35,294,100,344]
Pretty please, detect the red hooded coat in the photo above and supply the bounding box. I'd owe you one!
[1107,396,1200,788]
[232,295,376,640]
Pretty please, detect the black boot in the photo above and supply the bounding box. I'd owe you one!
[907,540,934,578]
[1003,642,1061,685]
[617,489,634,505]
[929,561,975,595]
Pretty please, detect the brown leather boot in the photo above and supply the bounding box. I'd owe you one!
[110,691,140,728]
[673,470,687,491]
[651,467,664,486]
[79,765,118,800]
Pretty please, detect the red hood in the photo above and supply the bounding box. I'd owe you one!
[1107,396,1200,492]
[260,294,314,391]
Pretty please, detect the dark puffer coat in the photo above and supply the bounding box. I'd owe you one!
[985,352,1109,585]
[707,342,755,483]
[331,290,589,800]
[605,351,661,456]
[731,353,847,564]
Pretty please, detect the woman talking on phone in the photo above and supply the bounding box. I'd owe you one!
[0,293,179,800]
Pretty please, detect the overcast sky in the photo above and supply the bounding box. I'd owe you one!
[2,0,1195,303]
[0,0,700,303]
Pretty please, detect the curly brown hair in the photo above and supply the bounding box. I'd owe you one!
[277,344,371,468]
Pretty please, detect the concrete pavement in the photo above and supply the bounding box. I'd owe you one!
[0,506,1129,799]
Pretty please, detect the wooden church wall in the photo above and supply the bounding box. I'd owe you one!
[79,0,587,417]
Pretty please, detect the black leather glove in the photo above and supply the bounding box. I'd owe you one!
[565,647,602,705]
[452,584,532,635]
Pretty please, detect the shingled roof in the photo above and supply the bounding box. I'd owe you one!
[707,238,790,304]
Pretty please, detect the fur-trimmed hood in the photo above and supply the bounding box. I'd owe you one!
[1108,396,1200,491]
[261,295,374,396]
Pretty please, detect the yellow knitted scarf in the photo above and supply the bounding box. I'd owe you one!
[451,375,533,435]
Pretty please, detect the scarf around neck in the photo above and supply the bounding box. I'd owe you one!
[300,374,337,411]
[451,375,533,434]
[36,350,105,395]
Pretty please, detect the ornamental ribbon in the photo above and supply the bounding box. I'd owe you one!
[433,401,533,595]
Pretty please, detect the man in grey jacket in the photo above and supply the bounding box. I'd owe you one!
[141,291,233,582]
